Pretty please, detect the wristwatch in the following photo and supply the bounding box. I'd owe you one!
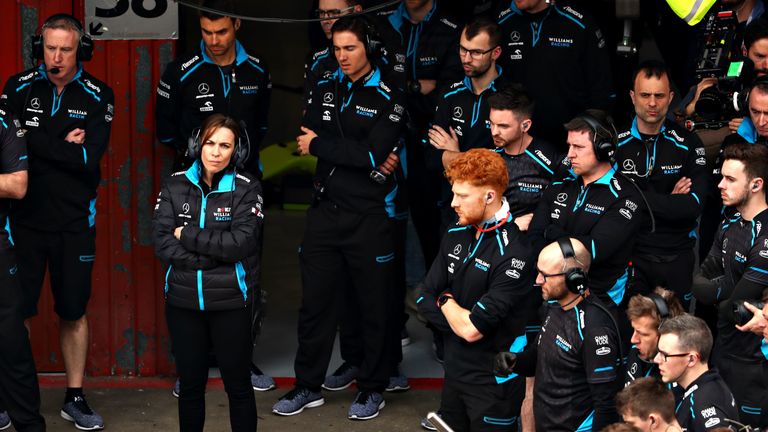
[437,292,454,309]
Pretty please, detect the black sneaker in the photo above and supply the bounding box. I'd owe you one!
[272,387,324,416]
[61,395,104,430]
[322,362,359,391]
[348,391,385,420]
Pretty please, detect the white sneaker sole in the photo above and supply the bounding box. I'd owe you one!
[348,400,385,420]
[0,420,10,431]
[272,398,325,416]
[252,383,276,392]
[321,378,356,391]
[60,410,104,431]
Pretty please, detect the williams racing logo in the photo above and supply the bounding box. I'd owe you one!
[355,105,377,118]
[213,207,232,222]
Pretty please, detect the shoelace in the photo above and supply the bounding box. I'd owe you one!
[70,396,95,415]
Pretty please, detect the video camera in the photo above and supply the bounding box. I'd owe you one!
[733,300,765,326]
[690,9,754,124]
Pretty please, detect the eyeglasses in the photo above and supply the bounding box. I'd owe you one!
[655,349,690,362]
[458,45,496,60]
[316,6,356,18]
[537,268,566,283]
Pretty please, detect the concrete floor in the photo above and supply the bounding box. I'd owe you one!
[32,386,441,431]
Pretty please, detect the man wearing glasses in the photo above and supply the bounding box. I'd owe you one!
[654,314,739,430]
[494,237,621,431]
[426,16,507,228]
[303,0,362,106]
[497,0,613,146]
[614,60,708,310]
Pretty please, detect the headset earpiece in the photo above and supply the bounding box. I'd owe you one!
[646,292,669,328]
[557,238,588,295]
[188,121,251,170]
[486,193,492,203]
[187,127,203,161]
[578,112,616,162]
[32,14,94,62]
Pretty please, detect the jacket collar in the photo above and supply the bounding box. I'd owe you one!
[185,160,236,192]
[199,40,249,66]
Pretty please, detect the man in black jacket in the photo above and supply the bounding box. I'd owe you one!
[418,148,535,431]
[654,315,739,430]
[156,0,271,177]
[1,14,113,431]
[497,0,614,146]
[0,109,45,432]
[694,143,768,429]
[528,110,645,311]
[272,16,405,421]
[494,237,622,431]
[615,60,708,308]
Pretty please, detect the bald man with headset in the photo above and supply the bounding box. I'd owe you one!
[494,238,622,431]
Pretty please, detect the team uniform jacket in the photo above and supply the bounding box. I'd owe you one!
[1,65,114,232]
[152,160,263,311]
[417,201,536,386]
[495,138,565,217]
[676,369,739,431]
[615,118,708,255]
[708,209,768,362]
[425,69,508,204]
[514,296,622,432]
[497,2,613,141]
[0,109,27,251]
[528,167,645,306]
[376,0,463,126]
[304,67,405,215]
[156,40,271,175]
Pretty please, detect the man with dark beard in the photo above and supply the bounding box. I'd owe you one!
[426,15,507,227]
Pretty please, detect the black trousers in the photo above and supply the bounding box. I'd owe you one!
[405,134,441,270]
[338,217,407,374]
[629,250,695,310]
[0,251,45,431]
[440,377,523,432]
[166,304,256,432]
[717,354,768,428]
[295,202,394,392]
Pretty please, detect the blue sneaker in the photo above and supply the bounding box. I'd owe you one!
[172,378,180,398]
[385,374,410,392]
[250,370,276,392]
[0,411,10,431]
[61,395,104,430]
[272,387,324,416]
[348,391,385,420]
[322,362,359,391]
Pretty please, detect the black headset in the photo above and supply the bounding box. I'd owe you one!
[31,13,94,62]
[187,120,251,170]
[578,112,617,162]
[557,237,588,295]
[362,19,383,59]
[646,292,670,327]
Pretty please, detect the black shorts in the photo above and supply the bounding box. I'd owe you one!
[440,377,523,431]
[11,224,96,321]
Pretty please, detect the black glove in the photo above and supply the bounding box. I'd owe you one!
[493,352,517,377]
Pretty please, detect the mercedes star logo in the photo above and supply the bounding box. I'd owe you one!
[30,98,40,109]
[323,92,334,103]
[622,159,635,171]
[556,193,568,203]
[453,106,463,118]
[453,244,462,255]
[198,83,210,94]
[510,31,521,42]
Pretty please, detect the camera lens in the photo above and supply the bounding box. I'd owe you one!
[695,87,724,121]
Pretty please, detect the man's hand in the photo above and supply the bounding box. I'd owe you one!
[65,128,86,145]
[428,125,459,152]
[728,117,744,133]
[514,213,534,232]
[685,77,717,116]
[174,226,184,240]
[671,177,692,195]
[297,126,317,156]
[493,352,517,377]
[419,79,437,95]
[735,301,767,336]
[377,152,400,175]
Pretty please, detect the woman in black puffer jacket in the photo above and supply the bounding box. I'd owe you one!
[153,114,263,431]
